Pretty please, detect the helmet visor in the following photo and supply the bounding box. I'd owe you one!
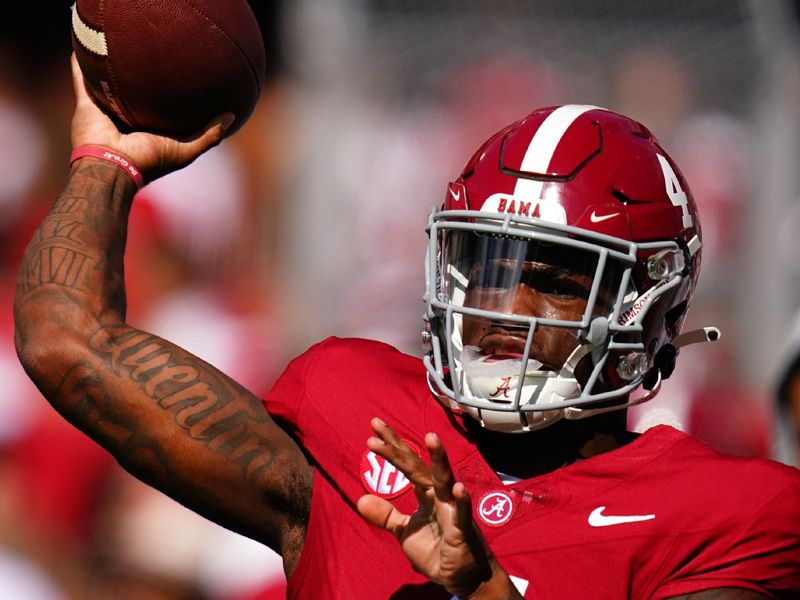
[442,230,628,340]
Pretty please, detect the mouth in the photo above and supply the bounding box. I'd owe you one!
[476,331,558,371]
[479,332,527,356]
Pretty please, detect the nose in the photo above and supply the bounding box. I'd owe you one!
[469,283,578,326]
[509,284,545,317]
[488,281,593,323]
[478,284,545,318]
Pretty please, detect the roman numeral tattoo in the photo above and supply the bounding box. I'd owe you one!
[16,204,97,295]
[17,245,94,294]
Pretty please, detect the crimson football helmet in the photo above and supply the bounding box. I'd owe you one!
[423,105,718,433]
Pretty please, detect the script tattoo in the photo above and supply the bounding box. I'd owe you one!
[88,324,274,482]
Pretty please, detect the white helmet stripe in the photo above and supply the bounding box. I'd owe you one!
[513,104,602,203]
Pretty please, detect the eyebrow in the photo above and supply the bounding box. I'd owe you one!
[487,259,587,279]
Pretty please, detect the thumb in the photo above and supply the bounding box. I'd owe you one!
[173,112,236,163]
[357,494,410,540]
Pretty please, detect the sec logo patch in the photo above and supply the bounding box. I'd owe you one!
[360,439,421,499]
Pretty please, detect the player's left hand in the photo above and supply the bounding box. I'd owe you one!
[357,418,522,599]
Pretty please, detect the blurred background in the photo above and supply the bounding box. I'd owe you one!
[2,0,800,598]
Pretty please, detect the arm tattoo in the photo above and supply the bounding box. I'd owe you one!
[16,162,132,309]
[57,359,182,478]
[15,161,127,382]
[16,211,95,295]
[16,160,311,550]
[85,324,275,483]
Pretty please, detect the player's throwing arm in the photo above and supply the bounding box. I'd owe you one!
[13,54,313,575]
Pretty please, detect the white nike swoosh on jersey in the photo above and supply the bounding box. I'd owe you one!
[589,211,620,223]
[449,187,461,202]
[588,506,655,527]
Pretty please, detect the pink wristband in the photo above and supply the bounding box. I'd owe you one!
[70,145,144,189]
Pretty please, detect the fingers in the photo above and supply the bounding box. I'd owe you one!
[367,419,461,506]
[170,113,234,164]
[70,52,114,137]
[357,494,410,540]
[426,432,456,503]
[368,418,433,490]
[366,419,469,525]
[452,482,475,534]
[70,53,88,104]
[70,53,107,119]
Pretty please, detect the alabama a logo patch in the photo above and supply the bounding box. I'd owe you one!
[360,439,421,499]
[478,491,514,527]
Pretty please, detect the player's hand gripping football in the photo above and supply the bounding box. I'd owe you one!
[357,419,523,599]
[69,53,234,184]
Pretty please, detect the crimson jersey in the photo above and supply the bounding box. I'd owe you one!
[263,337,800,599]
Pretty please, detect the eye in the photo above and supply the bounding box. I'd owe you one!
[469,263,518,290]
[526,274,588,300]
[545,280,583,299]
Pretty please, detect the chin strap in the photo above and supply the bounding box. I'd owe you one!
[563,371,663,420]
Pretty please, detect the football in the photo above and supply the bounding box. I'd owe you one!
[71,0,265,139]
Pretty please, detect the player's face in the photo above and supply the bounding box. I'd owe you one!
[461,255,617,370]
